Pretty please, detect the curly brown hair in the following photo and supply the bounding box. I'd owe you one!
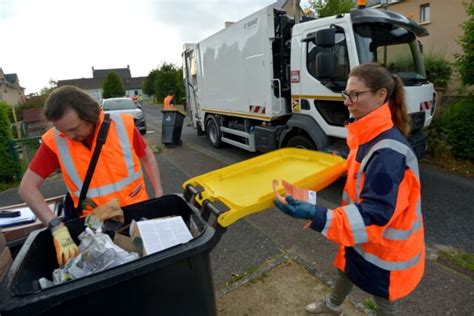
[44,86,101,124]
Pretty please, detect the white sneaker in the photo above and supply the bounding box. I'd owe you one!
[305,298,343,315]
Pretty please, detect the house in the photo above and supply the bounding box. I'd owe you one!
[57,65,147,101]
[0,68,26,106]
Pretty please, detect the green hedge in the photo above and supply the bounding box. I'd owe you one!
[442,96,474,160]
[424,54,452,89]
[0,101,21,183]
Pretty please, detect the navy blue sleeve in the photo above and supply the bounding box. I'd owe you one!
[356,148,406,226]
[310,205,329,232]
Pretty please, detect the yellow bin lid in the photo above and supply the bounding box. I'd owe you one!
[183,148,346,227]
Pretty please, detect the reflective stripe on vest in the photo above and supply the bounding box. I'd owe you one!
[321,210,333,237]
[342,190,353,205]
[354,245,423,271]
[355,139,420,201]
[354,139,422,243]
[383,201,422,241]
[342,204,369,243]
[54,114,143,199]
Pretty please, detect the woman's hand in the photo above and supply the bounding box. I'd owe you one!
[273,196,316,220]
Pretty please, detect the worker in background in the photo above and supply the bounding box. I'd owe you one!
[132,95,139,105]
[19,86,163,267]
[274,63,424,315]
[163,90,176,110]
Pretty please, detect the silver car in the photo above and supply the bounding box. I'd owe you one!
[101,97,146,134]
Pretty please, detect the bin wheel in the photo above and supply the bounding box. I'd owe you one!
[206,116,222,148]
[285,135,316,150]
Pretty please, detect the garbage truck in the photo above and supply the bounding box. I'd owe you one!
[182,2,435,159]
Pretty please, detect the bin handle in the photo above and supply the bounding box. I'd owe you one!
[184,183,200,204]
[185,184,228,227]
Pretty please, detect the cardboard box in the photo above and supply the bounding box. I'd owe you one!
[0,247,12,281]
[113,232,140,254]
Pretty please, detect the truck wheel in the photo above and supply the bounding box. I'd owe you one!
[286,135,316,150]
[206,116,222,148]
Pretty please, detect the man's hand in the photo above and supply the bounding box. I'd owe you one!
[274,196,316,220]
[52,226,79,266]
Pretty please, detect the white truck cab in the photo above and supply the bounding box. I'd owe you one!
[183,4,435,159]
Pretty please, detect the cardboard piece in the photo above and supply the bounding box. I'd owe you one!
[113,233,139,254]
[0,230,6,253]
[0,247,12,281]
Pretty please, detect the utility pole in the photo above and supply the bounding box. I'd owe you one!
[293,0,301,24]
[11,106,22,139]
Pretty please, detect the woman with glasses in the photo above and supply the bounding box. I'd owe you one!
[274,63,424,315]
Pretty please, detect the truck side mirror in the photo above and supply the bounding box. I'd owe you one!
[315,29,336,47]
[316,52,337,80]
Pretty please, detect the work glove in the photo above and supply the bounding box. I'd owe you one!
[52,226,79,267]
[274,196,316,220]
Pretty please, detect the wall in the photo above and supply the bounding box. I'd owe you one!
[388,0,470,95]
[389,0,467,60]
[0,85,25,107]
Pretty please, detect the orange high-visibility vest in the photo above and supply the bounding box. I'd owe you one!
[42,112,148,216]
[310,104,424,301]
[163,95,175,110]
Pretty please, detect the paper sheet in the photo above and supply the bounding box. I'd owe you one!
[0,206,37,227]
[136,217,193,255]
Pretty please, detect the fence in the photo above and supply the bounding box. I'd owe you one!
[8,136,42,180]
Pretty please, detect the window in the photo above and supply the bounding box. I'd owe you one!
[354,23,427,86]
[306,29,350,84]
[420,3,430,23]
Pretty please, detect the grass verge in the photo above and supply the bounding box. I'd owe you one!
[438,250,474,272]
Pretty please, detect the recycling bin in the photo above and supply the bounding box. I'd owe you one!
[161,109,185,145]
[0,194,222,316]
[0,148,347,316]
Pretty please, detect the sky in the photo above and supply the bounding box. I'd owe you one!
[0,0,309,95]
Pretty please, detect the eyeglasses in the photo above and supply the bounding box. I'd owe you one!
[341,90,374,103]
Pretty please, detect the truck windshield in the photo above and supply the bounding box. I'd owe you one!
[354,23,427,86]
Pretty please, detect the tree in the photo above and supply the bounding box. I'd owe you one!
[455,1,474,86]
[306,0,353,18]
[157,63,184,103]
[155,63,180,102]
[143,63,184,105]
[0,101,20,183]
[143,69,159,103]
[102,72,125,99]
[40,79,58,96]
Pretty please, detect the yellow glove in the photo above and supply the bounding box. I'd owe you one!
[52,226,79,266]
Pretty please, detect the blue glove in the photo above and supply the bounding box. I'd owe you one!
[273,196,316,220]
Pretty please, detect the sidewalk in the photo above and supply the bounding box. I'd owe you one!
[217,257,365,315]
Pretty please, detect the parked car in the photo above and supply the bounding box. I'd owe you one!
[101,97,146,134]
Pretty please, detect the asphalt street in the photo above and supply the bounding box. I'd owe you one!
[1,104,473,314]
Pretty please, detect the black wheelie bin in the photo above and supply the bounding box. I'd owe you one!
[161,109,186,145]
[0,148,346,316]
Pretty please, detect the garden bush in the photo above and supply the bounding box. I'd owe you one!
[442,96,474,160]
[424,54,453,89]
[0,101,21,183]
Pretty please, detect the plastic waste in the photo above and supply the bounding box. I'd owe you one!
[40,228,139,288]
